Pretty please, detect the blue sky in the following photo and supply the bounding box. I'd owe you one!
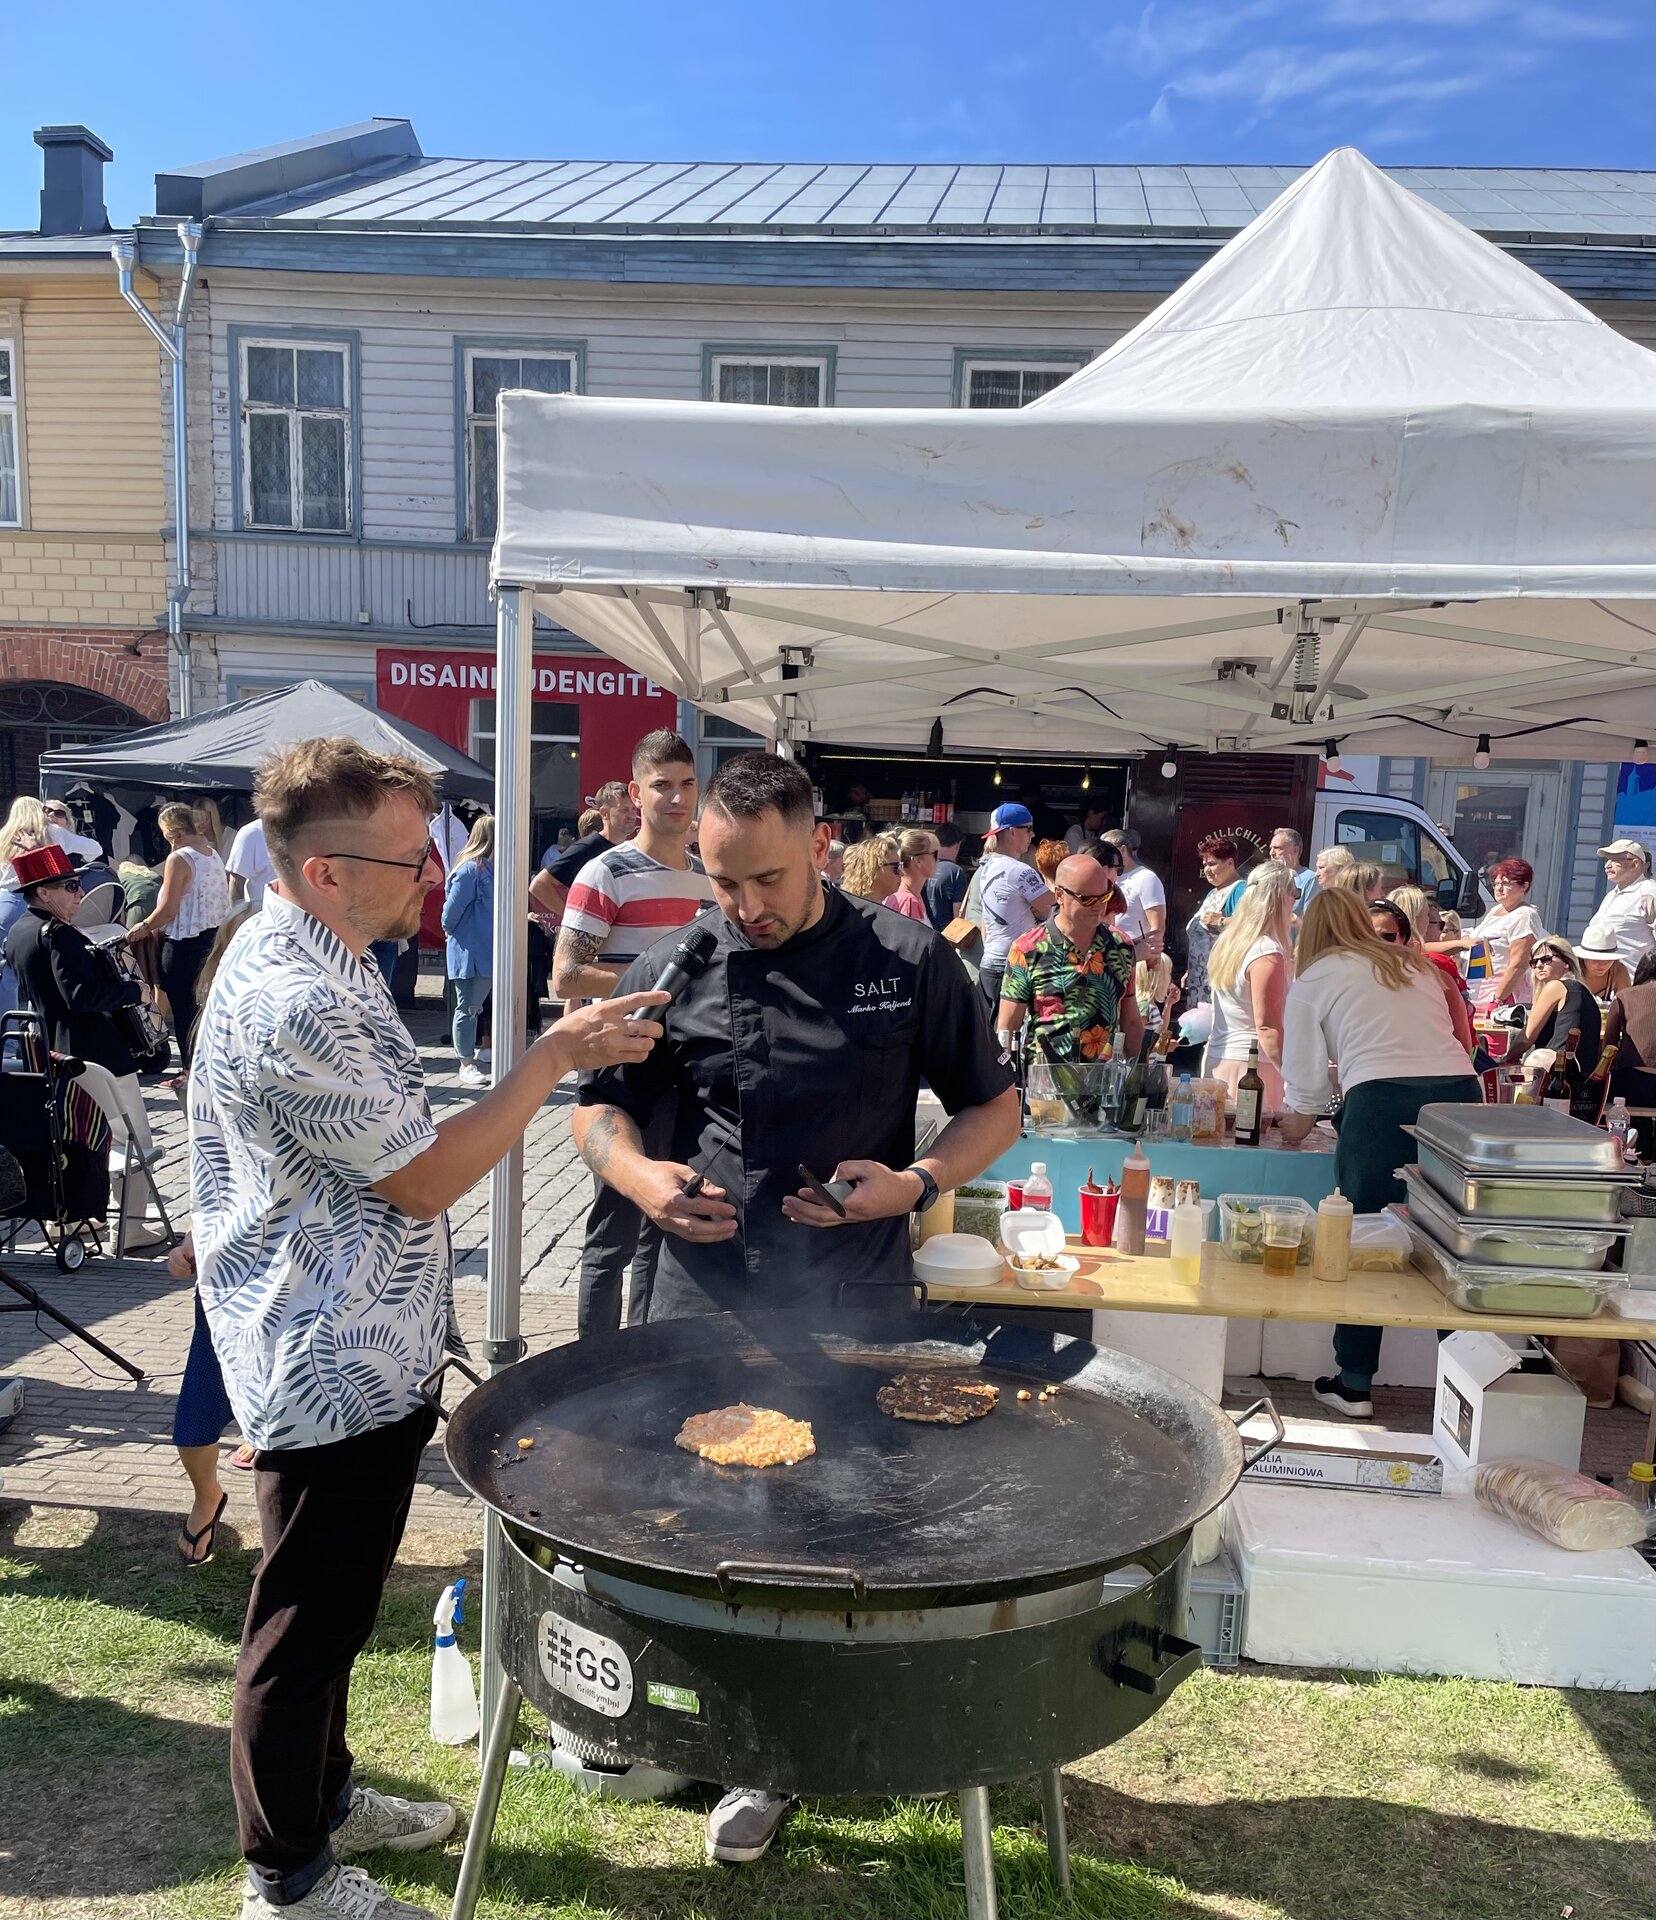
[4,0,1651,230]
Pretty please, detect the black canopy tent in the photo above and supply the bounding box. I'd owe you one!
[38,680,493,806]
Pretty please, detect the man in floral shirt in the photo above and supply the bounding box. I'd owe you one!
[996,852,1143,1063]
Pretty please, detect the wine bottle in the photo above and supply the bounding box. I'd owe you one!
[1570,1042,1619,1126]
[1234,1042,1265,1148]
[1122,1030,1154,1132]
[1541,1027,1580,1114]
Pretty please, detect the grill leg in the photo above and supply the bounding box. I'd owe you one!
[1041,1766,1071,1892]
[958,1785,998,1920]
[448,1675,521,1920]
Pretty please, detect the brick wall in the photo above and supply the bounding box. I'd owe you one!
[0,627,170,722]
[0,535,169,628]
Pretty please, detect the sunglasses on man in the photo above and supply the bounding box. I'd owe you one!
[1055,884,1114,910]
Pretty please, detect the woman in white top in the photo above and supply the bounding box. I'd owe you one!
[1203,859,1294,1117]
[128,802,229,1072]
[1433,856,1544,1009]
[1277,888,1480,1420]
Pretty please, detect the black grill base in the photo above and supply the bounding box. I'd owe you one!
[500,1522,1195,1799]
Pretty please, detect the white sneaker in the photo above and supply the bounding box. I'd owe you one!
[476,1047,491,1065]
[332,1784,456,1856]
[705,1786,792,1863]
[456,1062,488,1089]
[239,1863,436,1920]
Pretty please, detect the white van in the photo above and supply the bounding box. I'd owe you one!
[1309,789,1488,914]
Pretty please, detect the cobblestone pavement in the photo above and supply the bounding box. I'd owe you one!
[0,1000,591,1537]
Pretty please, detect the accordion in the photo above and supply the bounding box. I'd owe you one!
[80,923,171,1070]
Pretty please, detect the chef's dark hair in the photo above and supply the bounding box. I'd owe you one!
[631,728,695,774]
[703,752,815,830]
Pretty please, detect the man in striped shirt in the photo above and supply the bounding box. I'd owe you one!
[555,729,714,1332]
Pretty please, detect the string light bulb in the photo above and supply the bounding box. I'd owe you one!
[1472,733,1492,771]
[1634,740,1651,766]
[1324,739,1342,777]
[1160,746,1178,780]
[1080,765,1092,792]
[992,760,1003,788]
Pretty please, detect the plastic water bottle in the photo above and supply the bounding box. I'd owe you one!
[1022,1161,1053,1210]
[1170,1074,1194,1142]
[1606,1097,1634,1163]
[430,1578,481,1744]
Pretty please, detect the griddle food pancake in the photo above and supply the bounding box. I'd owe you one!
[876,1372,1000,1425]
[675,1404,817,1468]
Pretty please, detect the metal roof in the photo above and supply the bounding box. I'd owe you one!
[233,159,1654,240]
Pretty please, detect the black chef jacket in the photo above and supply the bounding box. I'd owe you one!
[4,906,143,1078]
[578,885,1014,1321]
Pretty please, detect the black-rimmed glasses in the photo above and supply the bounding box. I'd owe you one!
[321,844,436,879]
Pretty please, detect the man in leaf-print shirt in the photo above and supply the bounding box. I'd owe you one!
[189,737,665,1920]
[995,851,1143,1066]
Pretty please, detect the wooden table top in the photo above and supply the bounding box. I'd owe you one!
[923,1242,1656,1340]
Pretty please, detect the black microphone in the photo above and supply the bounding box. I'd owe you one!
[625,924,718,1022]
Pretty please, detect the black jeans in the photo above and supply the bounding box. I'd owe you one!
[158,928,215,1069]
[231,1405,437,1903]
[577,1100,674,1336]
[979,966,1005,1012]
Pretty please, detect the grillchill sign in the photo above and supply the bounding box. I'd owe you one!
[538,1611,634,1717]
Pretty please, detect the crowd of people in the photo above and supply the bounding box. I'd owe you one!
[4,748,1656,1915]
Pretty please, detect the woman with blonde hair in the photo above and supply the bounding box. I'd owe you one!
[1523,935,1600,1063]
[1278,888,1480,1418]
[887,828,938,923]
[1,799,48,1015]
[1204,859,1295,1116]
[0,795,48,869]
[841,833,901,905]
[1311,844,1357,892]
[127,802,229,1072]
[442,813,496,1088]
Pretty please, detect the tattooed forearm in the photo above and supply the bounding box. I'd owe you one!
[576,1103,641,1183]
[553,926,622,1001]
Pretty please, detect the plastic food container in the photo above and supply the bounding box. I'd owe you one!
[913,1233,1006,1289]
[1001,1210,1067,1262]
[1009,1252,1082,1291]
[1218,1193,1314,1266]
[1409,1140,1636,1224]
[1346,1211,1413,1272]
[1401,1218,1627,1318]
[1396,1169,1621,1268]
[951,1183,1007,1244]
[1408,1103,1627,1176]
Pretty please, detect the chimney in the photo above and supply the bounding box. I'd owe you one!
[34,125,114,236]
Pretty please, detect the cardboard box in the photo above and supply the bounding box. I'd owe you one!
[1434,1331,1585,1473]
[1242,1434,1443,1495]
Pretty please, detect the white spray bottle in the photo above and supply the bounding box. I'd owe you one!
[430,1577,481,1744]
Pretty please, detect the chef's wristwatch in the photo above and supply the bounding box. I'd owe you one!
[906,1165,941,1213]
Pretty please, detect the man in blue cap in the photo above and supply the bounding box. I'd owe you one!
[975,802,1054,1009]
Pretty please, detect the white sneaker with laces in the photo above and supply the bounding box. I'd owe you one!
[705,1786,792,1863]
[456,1062,488,1089]
[239,1863,436,1920]
[332,1784,456,1856]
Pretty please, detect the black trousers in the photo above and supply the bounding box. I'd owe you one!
[231,1405,437,1902]
[158,928,214,1069]
[577,1100,675,1337]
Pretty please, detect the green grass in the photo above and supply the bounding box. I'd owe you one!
[0,1503,1650,1920]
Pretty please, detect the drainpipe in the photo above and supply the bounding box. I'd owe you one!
[112,222,202,717]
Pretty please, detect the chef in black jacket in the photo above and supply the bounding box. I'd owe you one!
[4,840,154,1161]
[574,752,1019,1323]
[574,752,1018,1866]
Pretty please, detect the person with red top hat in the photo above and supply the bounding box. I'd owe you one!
[4,841,156,1163]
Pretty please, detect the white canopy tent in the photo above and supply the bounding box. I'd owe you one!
[493,147,1656,768]
[462,149,1656,1758]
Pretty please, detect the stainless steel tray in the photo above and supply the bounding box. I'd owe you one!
[1401,1219,1626,1319]
[1395,1171,1621,1267]
[1412,1139,1636,1224]
[1407,1103,1625,1176]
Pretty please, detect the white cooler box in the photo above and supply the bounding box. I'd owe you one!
[1223,1479,1656,1691]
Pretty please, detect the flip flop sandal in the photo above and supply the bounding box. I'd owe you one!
[177,1490,227,1567]
[230,1443,256,1470]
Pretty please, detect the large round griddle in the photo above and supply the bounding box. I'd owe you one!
[437,1311,1256,1607]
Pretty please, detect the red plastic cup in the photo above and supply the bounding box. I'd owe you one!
[1005,1181,1025,1212]
[1080,1188,1120,1249]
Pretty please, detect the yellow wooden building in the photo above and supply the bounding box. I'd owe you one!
[1,127,170,802]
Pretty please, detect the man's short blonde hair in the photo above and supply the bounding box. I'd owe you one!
[256,736,437,884]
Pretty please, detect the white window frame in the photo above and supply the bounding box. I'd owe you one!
[462,345,578,544]
[238,336,353,533]
[0,339,20,529]
[957,356,1085,409]
[708,352,829,407]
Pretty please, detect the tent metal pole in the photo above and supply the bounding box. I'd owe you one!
[479,583,533,1749]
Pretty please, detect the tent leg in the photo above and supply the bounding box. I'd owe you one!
[480,583,533,1746]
